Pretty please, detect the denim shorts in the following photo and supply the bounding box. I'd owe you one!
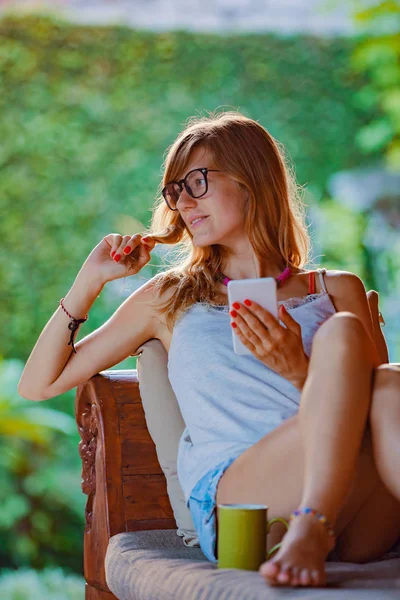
[188,456,237,563]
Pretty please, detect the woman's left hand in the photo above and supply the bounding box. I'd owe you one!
[230,300,309,390]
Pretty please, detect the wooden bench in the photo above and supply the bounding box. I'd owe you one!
[76,369,174,600]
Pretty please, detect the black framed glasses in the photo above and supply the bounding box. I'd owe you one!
[162,167,222,211]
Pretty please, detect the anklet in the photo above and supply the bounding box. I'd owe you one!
[290,507,335,538]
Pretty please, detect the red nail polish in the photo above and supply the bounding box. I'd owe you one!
[232,302,240,310]
[114,254,121,262]
[111,251,116,258]
[231,322,237,328]
[123,246,132,254]
[244,299,252,307]
[229,310,237,318]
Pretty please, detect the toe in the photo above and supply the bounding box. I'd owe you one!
[311,568,325,587]
[300,568,312,586]
[276,565,291,584]
[290,567,300,587]
[259,560,280,583]
[311,569,319,586]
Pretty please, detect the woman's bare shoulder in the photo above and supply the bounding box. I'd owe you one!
[145,272,180,304]
[319,269,375,336]
[322,269,367,297]
[131,273,176,317]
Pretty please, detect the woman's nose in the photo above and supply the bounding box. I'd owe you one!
[176,186,196,210]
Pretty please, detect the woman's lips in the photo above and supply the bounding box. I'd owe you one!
[191,216,209,228]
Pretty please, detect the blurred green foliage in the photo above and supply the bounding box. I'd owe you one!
[0,359,85,573]
[0,567,84,600]
[352,1,400,169]
[313,199,368,275]
[0,12,398,577]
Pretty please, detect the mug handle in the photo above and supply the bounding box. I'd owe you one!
[266,517,289,560]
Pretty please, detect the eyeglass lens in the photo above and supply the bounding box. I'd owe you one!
[165,169,207,209]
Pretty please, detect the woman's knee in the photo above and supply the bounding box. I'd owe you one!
[312,312,366,352]
[370,365,400,427]
[373,364,400,390]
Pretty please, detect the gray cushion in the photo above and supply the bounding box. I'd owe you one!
[134,338,199,547]
[105,530,400,600]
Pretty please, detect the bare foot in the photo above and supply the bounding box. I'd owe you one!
[259,514,335,587]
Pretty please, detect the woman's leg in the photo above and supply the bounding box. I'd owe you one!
[260,312,380,585]
[216,312,400,587]
[299,312,378,515]
[320,365,400,564]
[370,364,400,500]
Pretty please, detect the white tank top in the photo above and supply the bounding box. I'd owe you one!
[167,269,336,505]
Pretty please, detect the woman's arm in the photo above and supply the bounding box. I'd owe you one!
[18,274,161,401]
[323,270,388,365]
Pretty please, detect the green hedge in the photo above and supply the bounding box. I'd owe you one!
[0,14,378,361]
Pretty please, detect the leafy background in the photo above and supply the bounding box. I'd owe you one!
[0,1,399,596]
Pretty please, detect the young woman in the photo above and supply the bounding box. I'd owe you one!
[19,111,400,588]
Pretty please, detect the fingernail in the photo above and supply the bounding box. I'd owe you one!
[114,254,121,262]
[232,302,240,310]
[280,305,286,313]
[229,309,237,318]
[244,299,252,307]
[231,322,237,328]
[142,236,149,242]
[123,246,132,254]
[111,251,116,258]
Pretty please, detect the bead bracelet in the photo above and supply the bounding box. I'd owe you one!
[290,507,335,538]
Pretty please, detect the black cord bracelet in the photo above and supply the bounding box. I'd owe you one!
[60,298,89,353]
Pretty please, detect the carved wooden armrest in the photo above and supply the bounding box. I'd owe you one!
[75,369,175,600]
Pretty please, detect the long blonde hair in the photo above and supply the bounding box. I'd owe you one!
[144,109,311,331]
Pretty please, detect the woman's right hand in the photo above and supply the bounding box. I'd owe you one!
[80,233,156,285]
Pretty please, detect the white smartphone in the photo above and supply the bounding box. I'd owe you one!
[227,277,278,355]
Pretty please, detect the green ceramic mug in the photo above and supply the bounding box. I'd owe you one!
[217,504,289,571]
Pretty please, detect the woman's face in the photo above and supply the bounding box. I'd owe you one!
[175,146,247,250]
